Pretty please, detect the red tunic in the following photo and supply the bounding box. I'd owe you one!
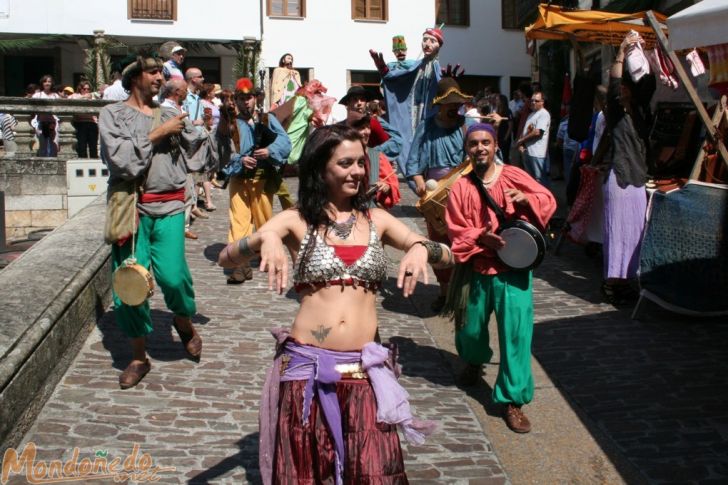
[368,117,390,147]
[445,165,556,275]
[374,153,401,209]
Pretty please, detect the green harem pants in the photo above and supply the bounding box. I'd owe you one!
[111,212,196,338]
[455,270,534,406]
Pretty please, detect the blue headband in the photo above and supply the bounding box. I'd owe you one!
[465,123,496,141]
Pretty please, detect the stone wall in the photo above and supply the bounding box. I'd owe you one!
[0,195,110,452]
[0,96,111,240]
[1,157,67,239]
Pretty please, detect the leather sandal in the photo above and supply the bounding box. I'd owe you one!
[119,359,151,389]
[504,404,531,433]
[172,317,202,360]
[226,265,253,285]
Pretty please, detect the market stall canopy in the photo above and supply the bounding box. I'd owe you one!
[667,0,728,51]
[525,4,667,48]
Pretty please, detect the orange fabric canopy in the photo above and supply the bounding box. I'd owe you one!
[525,4,668,48]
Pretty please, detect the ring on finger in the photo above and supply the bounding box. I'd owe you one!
[404,270,414,277]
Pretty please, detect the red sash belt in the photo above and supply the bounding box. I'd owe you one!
[139,188,186,203]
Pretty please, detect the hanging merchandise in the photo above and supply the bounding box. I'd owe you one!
[625,31,651,83]
[706,44,728,96]
[686,49,706,77]
[647,46,679,89]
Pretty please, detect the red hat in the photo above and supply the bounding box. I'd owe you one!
[423,28,444,46]
[235,77,254,94]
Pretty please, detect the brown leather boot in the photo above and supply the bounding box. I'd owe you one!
[119,359,151,389]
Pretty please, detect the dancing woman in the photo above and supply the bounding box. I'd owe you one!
[219,124,451,483]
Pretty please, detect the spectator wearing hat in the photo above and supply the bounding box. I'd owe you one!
[224,77,291,284]
[405,77,476,312]
[339,86,402,161]
[163,45,186,81]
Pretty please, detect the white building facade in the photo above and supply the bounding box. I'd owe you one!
[261,0,531,101]
[1,0,531,102]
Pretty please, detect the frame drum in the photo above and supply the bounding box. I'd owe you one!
[113,261,154,306]
[496,220,546,271]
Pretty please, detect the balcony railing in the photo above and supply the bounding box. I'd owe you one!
[128,0,177,21]
[0,97,113,159]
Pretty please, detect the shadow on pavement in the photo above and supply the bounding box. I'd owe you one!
[533,309,728,483]
[390,335,500,418]
[380,276,441,318]
[203,242,226,263]
[97,308,211,370]
[187,432,261,485]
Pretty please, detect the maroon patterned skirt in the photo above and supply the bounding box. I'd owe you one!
[273,378,408,484]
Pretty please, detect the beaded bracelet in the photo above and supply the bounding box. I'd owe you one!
[414,240,444,265]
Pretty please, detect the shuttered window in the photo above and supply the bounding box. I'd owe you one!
[352,0,387,21]
[268,0,305,17]
[128,0,177,20]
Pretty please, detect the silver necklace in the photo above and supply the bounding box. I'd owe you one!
[481,166,500,187]
[330,213,356,239]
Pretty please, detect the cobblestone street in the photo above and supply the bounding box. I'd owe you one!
[9,176,728,484]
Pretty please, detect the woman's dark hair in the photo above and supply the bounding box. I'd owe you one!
[278,53,293,67]
[496,94,510,117]
[620,73,655,144]
[296,124,370,280]
[297,124,369,228]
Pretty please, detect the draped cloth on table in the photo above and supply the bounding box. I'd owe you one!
[639,182,728,315]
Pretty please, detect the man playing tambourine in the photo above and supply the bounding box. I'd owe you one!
[443,123,556,433]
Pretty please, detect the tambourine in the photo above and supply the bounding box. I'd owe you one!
[113,258,154,306]
[496,220,546,271]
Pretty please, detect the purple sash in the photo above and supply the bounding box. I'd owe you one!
[258,328,437,485]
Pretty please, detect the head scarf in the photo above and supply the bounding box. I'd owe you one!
[465,123,497,142]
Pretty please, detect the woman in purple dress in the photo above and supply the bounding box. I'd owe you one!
[601,32,656,303]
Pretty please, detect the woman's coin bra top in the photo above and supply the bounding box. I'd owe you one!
[293,218,389,289]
